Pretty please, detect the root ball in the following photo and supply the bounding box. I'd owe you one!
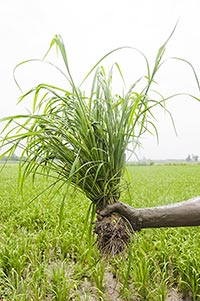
[95,214,134,256]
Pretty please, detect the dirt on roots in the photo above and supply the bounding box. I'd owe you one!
[95,214,134,256]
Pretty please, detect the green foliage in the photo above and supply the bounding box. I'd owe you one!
[2,25,199,210]
[1,164,200,300]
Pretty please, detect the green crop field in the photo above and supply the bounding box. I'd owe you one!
[0,164,200,300]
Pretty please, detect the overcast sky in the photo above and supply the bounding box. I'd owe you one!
[1,0,200,160]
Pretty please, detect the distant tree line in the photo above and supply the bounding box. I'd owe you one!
[1,153,199,163]
[0,154,20,161]
[186,154,199,162]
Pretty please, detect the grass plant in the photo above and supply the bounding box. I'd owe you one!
[1,26,200,255]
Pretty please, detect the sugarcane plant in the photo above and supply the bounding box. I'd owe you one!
[1,26,199,256]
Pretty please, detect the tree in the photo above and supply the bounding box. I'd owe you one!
[186,154,191,162]
[192,154,199,162]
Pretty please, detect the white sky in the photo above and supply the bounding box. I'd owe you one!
[1,0,200,160]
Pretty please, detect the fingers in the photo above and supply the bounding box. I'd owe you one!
[96,203,121,220]
[96,209,103,221]
[100,204,117,216]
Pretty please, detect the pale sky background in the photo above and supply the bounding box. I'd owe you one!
[1,0,200,160]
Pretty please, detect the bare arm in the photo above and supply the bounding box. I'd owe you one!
[98,197,200,231]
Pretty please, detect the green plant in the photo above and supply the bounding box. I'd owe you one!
[1,25,199,255]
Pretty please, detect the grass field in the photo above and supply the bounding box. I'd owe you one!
[0,164,200,300]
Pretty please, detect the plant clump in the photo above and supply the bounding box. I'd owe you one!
[1,25,199,256]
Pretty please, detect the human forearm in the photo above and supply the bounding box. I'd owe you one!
[98,197,200,231]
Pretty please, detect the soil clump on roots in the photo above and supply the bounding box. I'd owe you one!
[95,214,134,256]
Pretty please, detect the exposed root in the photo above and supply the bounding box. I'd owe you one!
[95,214,134,256]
